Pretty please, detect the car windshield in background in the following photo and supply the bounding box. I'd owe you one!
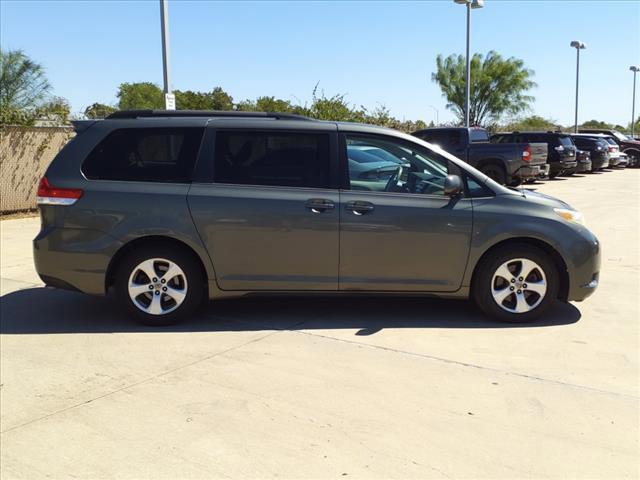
[612,131,631,141]
[469,129,489,143]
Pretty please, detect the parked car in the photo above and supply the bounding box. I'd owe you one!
[569,135,611,170]
[34,110,600,325]
[578,128,640,167]
[411,127,548,186]
[491,131,577,178]
[617,152,630,167]
[574,149,592,173]
[573,134,631,168]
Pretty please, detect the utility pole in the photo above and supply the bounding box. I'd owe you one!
[630,66,639,136]
[160,0,174,110]
[570,41,586,133]
[454,0,484,127]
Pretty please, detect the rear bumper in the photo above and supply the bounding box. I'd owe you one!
[577,159,592,172]
[549,160,578,175]
[33,226,121,296]
[591,156,609,169]
[515,164,547,179]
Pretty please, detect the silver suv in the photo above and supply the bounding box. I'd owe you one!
[34,110,600,325]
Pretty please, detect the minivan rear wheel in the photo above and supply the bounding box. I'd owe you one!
[472,244,559,322]
[115,246,204,325]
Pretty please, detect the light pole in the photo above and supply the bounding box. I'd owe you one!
[630,66,639,137]
[160,0,174,110]
[454,0,484,127]
[570,40,586,133]
[428,105,439,126]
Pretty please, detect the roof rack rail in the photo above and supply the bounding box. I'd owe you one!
[106,109,313,121]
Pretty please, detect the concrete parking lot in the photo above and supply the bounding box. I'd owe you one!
[1,169,638,479]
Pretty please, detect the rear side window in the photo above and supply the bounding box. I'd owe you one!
[83,128,204,183]
[213,131,330,188]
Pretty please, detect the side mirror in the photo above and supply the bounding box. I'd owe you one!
[444,174,463,197]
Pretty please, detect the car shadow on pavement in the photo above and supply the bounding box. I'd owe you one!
[0,287,581,335]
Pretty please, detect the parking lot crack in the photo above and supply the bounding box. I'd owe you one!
[292,330,639,400]
[0,329,282,435]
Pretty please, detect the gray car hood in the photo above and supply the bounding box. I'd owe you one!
[517,188,572,210]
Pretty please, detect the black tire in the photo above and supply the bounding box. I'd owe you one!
[549,171,559,179]
[115,244,205,326]
[480,164,506,185]
[472,244,559,323]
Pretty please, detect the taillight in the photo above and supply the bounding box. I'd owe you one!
[37,177,83,206]
[522,144,532,162]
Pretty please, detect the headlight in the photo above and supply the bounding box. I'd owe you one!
[554,208,585,225]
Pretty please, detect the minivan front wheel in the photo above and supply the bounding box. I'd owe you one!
[115,246,204,325]
[472,244,559,322]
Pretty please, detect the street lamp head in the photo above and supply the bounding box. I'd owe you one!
[570,40,586,49]
[630,66,640,72]
[454,0,484,6]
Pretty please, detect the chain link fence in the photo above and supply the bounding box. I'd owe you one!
[0,126,74,214]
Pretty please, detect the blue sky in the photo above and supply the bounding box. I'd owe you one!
[1,0,639,125]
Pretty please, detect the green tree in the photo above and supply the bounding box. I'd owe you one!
[308,86,365,122]
[579,119,612,130]
[117,82,164,110]
[432,50,536,126]
[255,96,294,113]
[174,90,213,110]
[503,115,558,132]
[36,96,71,124]
[84,102,117,119]
[210,86,233,110]
[0,49,51,111]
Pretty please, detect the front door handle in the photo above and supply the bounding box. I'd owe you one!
[346,201,375,216]
[305,198,335,213]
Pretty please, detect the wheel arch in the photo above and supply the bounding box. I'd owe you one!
[476,158,506,171]
[105,235,209,296]
[470,237,570,302]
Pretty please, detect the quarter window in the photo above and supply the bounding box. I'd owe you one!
[346,135,449,195]
[83,128,204,183]
[213,131,330,188]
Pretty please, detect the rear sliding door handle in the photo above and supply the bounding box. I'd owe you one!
[346,201,375,215]
[305,198,335,213]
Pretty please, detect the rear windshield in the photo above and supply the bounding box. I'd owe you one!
[558,136,574,148]
[469,129,489,143]
[83,128,204,183]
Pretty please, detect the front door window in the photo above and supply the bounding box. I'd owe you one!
[346,135,450,196]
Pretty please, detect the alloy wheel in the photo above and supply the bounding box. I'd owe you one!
[127,258,188,315]
[491,258,547,313]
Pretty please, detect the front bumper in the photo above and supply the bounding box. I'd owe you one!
[566,230,601,302]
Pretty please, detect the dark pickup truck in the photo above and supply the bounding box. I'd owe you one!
[412,127,548,186]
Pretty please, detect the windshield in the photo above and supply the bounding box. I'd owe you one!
[612,131,630,141]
